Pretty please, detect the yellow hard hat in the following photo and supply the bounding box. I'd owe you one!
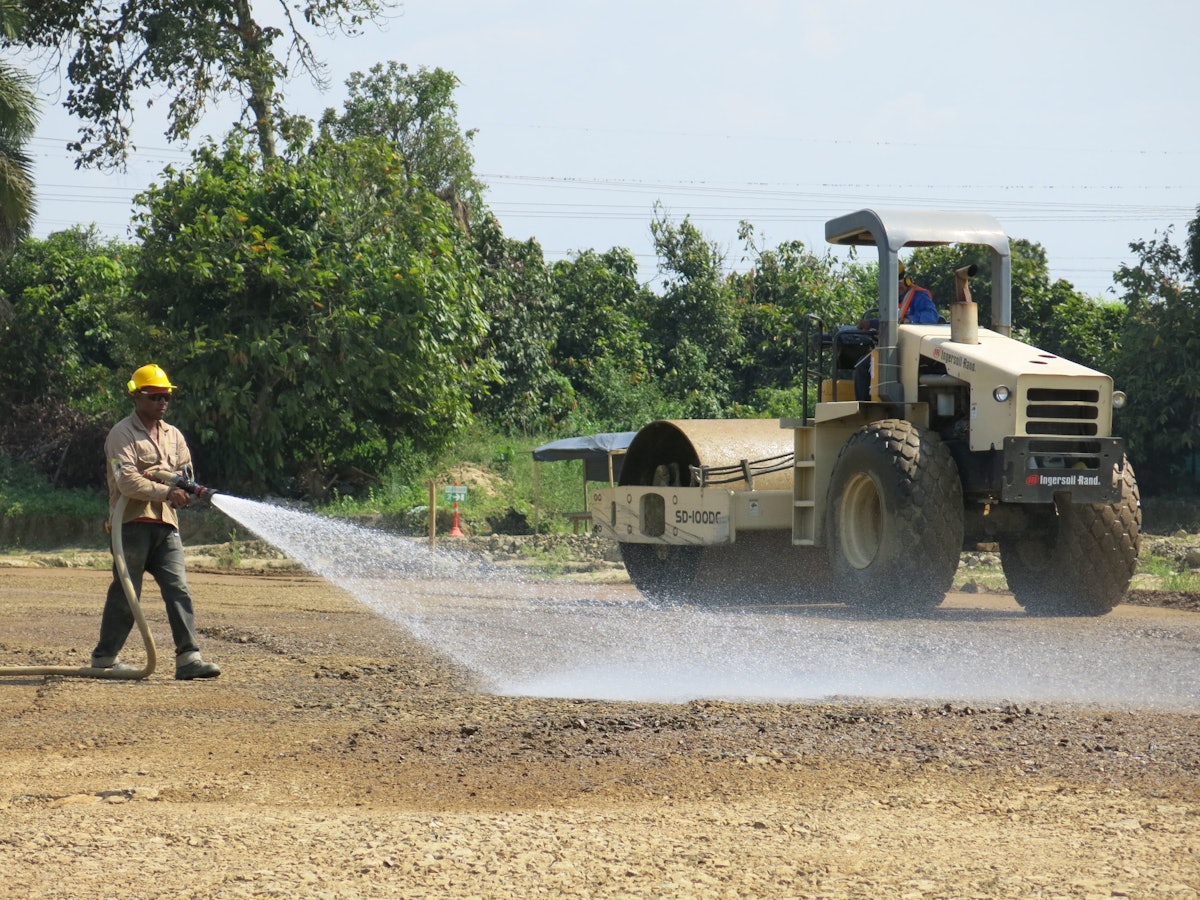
[127,364,178,394]
[897,260,906,278]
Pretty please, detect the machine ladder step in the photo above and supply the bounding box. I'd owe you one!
[792,425,816,546]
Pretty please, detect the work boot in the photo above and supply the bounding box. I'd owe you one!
[90,655,139,673]
[175,651,221,681]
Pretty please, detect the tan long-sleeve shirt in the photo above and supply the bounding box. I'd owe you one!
[105,413,194,530]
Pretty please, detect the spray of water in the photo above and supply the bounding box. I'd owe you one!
[210,495,1200,710]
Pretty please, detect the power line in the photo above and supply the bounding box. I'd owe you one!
[483,172,1199,194]
[482,173,1194,212]
[471,122,1200,158]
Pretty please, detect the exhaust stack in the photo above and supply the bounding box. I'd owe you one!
[950,263,980,344]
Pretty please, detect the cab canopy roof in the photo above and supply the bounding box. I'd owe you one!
[824,207,1014,339]
[824,208,1011,257]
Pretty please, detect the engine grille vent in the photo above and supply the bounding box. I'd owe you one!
[1023,387,1100,436]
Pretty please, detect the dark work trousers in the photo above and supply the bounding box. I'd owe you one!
[93,522,200,662]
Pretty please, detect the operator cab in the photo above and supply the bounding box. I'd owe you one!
[803,208,1013,416]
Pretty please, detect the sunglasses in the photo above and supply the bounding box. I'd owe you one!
[139,392,172,402]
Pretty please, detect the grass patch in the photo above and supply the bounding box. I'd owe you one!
[317,431,594,535]
[955,570,1009,592]
[0,457,106,519]
[1135,554,1200,592]
[218,529,245,569]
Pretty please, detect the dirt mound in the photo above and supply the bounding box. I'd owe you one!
[1125,589,1200,612]
[442,463,507,498]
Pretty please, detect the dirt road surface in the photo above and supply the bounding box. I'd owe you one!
[2,565,1198,899]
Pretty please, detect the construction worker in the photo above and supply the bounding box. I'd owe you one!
[854,262,943,398]
[858,260,941,330]
[91,364,221,680]
[896,261,940,324]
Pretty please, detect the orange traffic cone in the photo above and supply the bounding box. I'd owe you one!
[448,482,465,537]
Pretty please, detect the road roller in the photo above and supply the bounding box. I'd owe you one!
[591,208,1140,615]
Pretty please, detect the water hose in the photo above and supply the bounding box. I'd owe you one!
[0,494,156,680]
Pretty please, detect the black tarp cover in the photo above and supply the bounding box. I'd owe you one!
[531,431,636,483]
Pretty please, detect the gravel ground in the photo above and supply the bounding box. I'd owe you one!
[0,543,1198,899]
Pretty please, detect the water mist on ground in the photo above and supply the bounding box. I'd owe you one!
[211,495,1200,711]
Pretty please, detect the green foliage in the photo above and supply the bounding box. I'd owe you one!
[1137,555,1200,592]
[0,0,38,252]
[0,455,105,518]
[318,430,586,535]
[321,62,485,218]
[325,61,573,433]
[730,225,872,401]
[1110,215,1200,492]
[216,528,245,569]
[0,227,133,488]
[907,243,994,322]
[907,239,1123,372]
[552,249,653,383]
[549,247,671,432]
[556,353,684,435]
[1017,281,1125,373]
[730,385,815,419]
[472,216,574,433]
[14,0,397,166]
[908,239,1050,329]
[0,227,137,410]
[131,134,494,497]
[647,211,742,415]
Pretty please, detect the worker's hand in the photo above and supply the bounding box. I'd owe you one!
[167,487,191,509]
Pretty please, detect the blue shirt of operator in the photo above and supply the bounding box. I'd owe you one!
[900,284,940,324]
[858,277,941,330]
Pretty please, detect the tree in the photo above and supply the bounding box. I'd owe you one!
[1020,279,1125,373]
[1110,214,1200,493]
[0,227,137,407]
[909,239,1124,372]
[471,216,572,433]
[647,211,742,417]
[0,0,38,251]
[0,228,138,486]
[321,62,485,221]
[131,134,493,496]
[729,224,871,413]
[906,242,997,326]
[13,0,396,167]
[550,247,664,431]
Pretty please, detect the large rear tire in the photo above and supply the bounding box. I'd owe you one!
[1000,459,1141,616]
[826,420,963,614]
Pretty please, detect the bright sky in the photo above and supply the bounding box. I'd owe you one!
[27,0,1200,299]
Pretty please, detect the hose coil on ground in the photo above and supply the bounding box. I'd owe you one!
[0,494,156,680]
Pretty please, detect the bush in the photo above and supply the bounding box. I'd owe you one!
[0,456,106,518]
[0,398,109,490]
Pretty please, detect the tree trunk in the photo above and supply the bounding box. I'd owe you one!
[233,0,278,160]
